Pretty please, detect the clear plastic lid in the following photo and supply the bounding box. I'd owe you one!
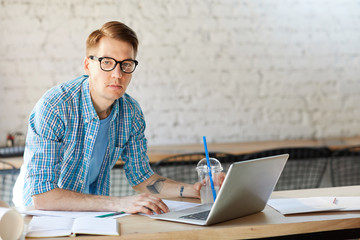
[196,158,223,172]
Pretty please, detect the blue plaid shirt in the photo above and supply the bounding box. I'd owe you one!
[17,75,154,206]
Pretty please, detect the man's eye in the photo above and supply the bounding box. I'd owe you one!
[103,60,112,65]
[123,61,135,68]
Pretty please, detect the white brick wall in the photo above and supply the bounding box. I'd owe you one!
[0,0,359,146]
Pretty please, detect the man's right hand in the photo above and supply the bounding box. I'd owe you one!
[117,193,169,215]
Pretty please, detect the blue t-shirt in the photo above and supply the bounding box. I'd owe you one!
[85,109,113,194]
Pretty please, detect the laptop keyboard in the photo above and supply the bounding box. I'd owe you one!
[179,210,210,220]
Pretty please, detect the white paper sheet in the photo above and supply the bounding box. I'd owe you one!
[21,199,200,218]
[157,199,200,214]
[331,197,360,211]
[21,209,117,218]
[268,196,360,215]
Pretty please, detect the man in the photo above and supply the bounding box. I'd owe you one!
[13,21,203,215]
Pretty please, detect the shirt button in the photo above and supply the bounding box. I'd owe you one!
[79,180,84,183]
[88,136,93,140]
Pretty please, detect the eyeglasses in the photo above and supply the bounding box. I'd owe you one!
[89,56,138,73]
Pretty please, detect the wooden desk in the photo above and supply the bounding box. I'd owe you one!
[25,186,360,239]
[0,156,23,169]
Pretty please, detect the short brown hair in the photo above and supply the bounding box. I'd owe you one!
[86,21,139,57]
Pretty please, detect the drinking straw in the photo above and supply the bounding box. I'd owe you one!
[202,136,217,202]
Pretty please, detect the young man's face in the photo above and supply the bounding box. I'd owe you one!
[84,37,135,109]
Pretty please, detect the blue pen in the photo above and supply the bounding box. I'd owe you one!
[202,136,217,202]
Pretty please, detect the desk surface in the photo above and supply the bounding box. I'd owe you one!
[26,185,360,240]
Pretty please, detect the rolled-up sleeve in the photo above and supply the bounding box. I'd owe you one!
[122,106,154,186]
[25,99,64,197]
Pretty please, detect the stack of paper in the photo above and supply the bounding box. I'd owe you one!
[24,199,200,237]
[22,199,200,218]
[268,197,360,215]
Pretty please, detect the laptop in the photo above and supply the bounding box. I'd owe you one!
[152,154,289,225]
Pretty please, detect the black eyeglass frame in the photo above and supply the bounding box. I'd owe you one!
[89,56,138,73]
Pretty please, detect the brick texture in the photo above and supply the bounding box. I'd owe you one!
[0,0,359,146]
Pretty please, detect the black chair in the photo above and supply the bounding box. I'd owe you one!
[242,147,331,190]
[330,146,360,187]
[0,160,20,206]
[152,152,238,184]
[110,164,137,197]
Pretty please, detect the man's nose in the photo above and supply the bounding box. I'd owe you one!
[111,63,123,78]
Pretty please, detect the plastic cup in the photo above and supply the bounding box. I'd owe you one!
[196,158,223,204]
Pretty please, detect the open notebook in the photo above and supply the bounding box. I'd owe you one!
[26,216,119,238]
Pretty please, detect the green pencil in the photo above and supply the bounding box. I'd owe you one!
[96,211,125,218]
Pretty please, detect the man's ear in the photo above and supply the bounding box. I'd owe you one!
[83,57,90,75]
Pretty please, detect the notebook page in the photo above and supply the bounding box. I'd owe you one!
[72,217,119,235]
[26,216,74,237]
